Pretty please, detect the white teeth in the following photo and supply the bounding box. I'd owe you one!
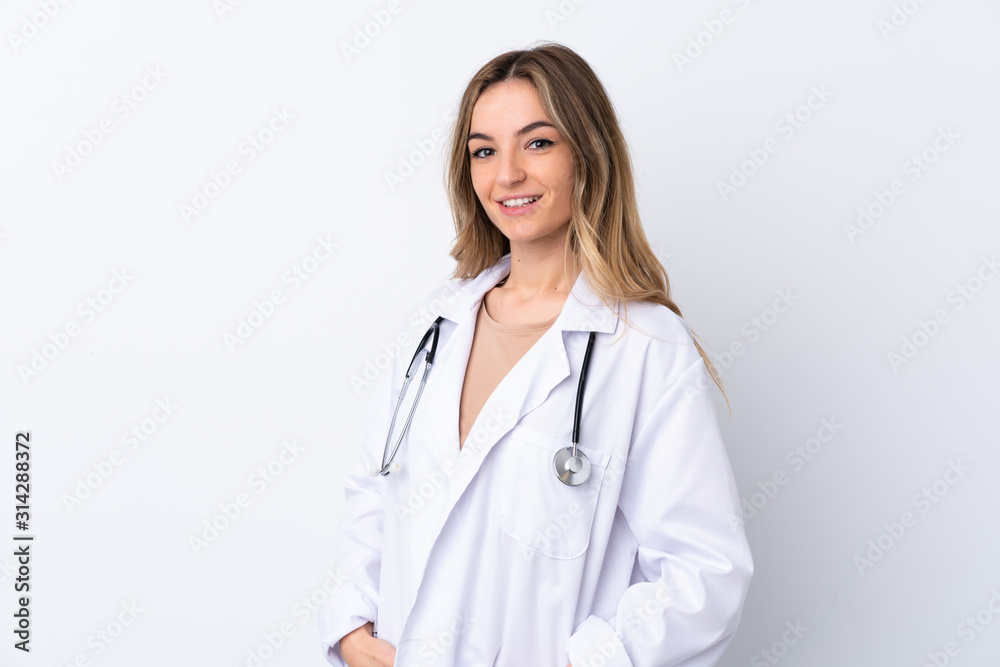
[502,196,540,207]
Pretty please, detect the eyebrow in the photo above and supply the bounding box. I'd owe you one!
[467,120,556,143]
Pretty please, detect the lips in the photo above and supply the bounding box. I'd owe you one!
[498,195,542,208]
[495,194,542,216]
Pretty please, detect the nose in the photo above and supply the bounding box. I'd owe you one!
[495,149,525,187]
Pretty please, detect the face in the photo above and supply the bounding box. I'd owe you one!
[467,79,576,250]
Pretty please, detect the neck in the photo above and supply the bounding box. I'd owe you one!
[502,232,580,296]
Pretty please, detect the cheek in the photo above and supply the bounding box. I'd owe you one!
[471,162,492,187]
[549,158,575,194]
[470,171,489,202]
[553,171,574,203]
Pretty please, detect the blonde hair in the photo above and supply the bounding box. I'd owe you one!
[443,41,728,408]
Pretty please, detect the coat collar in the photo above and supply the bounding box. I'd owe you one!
[436,253,620,335]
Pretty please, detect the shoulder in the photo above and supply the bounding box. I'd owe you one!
[421,266,487,309]
[412,275,477,329]
[617,300,697,352]
[614,300,706,384]
[431,274,474,303]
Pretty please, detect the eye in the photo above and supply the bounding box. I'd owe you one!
[469,139,554,160]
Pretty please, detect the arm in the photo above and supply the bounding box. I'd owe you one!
[565,356,754,667]
[318,364,396,666]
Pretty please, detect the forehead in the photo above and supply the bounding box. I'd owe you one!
[470,79,550,126]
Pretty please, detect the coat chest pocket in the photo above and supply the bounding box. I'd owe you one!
[497,425,609,559]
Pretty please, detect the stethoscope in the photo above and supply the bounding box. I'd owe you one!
[371,314,598,486]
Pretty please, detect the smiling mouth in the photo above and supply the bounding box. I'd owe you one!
[500,195,542,208]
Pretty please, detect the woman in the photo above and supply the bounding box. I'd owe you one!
[319,42,752,666]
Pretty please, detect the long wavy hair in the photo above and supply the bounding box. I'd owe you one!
[443,41,727,407]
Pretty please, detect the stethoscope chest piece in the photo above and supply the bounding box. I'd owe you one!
[553,446,591,486]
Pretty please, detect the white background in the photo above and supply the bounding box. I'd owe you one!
[1,1,999,666]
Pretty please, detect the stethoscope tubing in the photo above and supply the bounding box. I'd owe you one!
[375,317,443,477]
[571,331,596,456]
[375,315,596,486]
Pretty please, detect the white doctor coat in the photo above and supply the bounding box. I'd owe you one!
[319,253,752,666]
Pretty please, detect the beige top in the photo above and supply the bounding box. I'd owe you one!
[458,294,558,450]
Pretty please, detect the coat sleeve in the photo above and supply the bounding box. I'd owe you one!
[317,359,396,665]
[565,347,754,667]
